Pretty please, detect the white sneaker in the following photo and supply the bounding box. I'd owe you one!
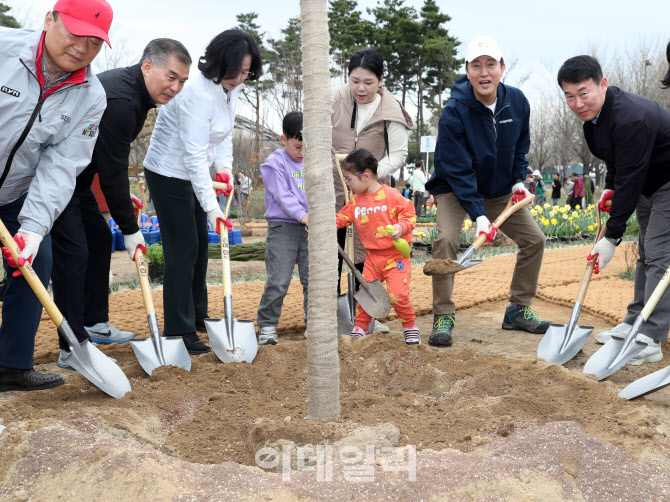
[85,322,134,344]
[259,326,278,345]
[372,320,390,334]
[594,322,632,344]
[630,334,663,366]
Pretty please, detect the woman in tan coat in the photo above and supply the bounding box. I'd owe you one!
[332,48,413,333]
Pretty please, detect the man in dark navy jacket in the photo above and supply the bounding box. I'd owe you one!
[50,39,191,369]
[426,36,549,347]
[558,55,670,367]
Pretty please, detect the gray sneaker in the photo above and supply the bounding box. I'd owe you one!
[58,347,117,371]
[259,326,278,345]
[85,322,134,344]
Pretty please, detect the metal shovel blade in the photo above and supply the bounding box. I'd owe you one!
[354,279,392,319]
[130,313,191,375]
[583,331,647,380]
[619,365,670,400]
[537,302,593,364]
[206,317,257,363]
[461,259,483,269]
[59,320,131,399]
[337,272,356,335]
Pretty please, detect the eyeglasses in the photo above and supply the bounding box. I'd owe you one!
[344,172,367,186]
[238,70,254,80]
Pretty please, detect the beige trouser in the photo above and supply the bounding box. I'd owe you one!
[431,192,546,314]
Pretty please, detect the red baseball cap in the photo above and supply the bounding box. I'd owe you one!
[53,0,113,47]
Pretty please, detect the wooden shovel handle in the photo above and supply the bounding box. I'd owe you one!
[134,248,155,315]
[212,181,229,191]
[220,192,235,297]
[335,154,354,260]
[0,219,63,325]
[577,202,611,304]
[337,244,369,293]
[470,194,535,252]
[641,265,670,320]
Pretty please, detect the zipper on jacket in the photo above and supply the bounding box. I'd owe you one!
[489,104,510,140]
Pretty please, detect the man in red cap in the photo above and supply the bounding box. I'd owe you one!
[0,0,112,392]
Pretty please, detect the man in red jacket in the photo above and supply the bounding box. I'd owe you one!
[570,173,585,210]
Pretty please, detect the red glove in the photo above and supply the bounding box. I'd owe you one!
[598,189,613,213]
[511,182,530,203]
[476,216,498,243]
[215,172,232,196]
[130,194,143,216]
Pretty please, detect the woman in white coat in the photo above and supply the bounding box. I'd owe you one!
[143,29,262,354]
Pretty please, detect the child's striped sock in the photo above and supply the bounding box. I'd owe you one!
[403,324,420,345]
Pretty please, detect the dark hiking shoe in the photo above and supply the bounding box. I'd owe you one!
[182,332,211,355]
[0,367,64,392]
[195,318,208,333]
[428,314,455,347]
[502,304,550,334]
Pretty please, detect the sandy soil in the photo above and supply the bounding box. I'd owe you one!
[2,244,670,501]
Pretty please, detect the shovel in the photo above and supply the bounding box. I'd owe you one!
[423,194,535,276]
[619,363,670,400]
[0,218,131,399]
[129,248,191,376]
[584,262,670,380]
[537,206,607,364]
[337,244,392,319]
[335,153,357,335]
[205,192,258,363]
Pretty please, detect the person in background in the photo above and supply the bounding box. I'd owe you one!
[571,172,585,210]
[0,0,111,392]
[563,177,574,207]
[533,170,545,205]
[412,161,427,216]
[583,172,595,207]
[256,112,308,345]
[143,29,262,354]
[237,170,252,222]
[558,54,670,366]
[402,182,413,199]
[551,173,562,206]
[51,38,191,370]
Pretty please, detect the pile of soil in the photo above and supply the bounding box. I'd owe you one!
[2,244,670,500]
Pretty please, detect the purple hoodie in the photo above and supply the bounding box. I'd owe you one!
[260,149,307,223]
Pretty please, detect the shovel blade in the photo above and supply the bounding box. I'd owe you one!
[61,337,131,399]
[460,259,483,269]
[130,336,191,376]
[355,279,391,319]
[619,365,670,400]
[206,317,258,363]
[537,323,594,365]
[583,336,647,380]
[337,292,355,335]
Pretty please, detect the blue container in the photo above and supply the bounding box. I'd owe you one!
[141,214,149,229]
[108,219,117,251]
[116,231,125,251]
[229,228,242,245]
[208,229,221,244]
[148,227,161,245]
[150,216,159,228]
[140,227,151,245]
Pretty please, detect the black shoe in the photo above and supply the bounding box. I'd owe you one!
[502,304,550,334]
[195,318,208,333]
[428,314,455,347]
[0,367,64,392]
[182,332,211,355]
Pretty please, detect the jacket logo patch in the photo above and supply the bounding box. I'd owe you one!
[60,115,71,123]
[1,86,20,98]
[499,119,514,124]
[82,123,98,137]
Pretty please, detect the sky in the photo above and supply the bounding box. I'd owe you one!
[7,0,670,124]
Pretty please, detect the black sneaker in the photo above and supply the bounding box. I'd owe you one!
[428,314,455,347]
[0,367,64,392]
[182,332,211,355]
[502,304,550,334]
[195,318,208,333]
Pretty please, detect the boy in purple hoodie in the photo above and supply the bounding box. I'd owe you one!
[256,112,308,345]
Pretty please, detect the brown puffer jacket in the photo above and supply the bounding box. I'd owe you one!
[331,84,413,263]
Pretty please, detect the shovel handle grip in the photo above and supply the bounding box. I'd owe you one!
[220,192,235,297]
[135,248,155,315]
[0,218,63,325]
[641,265,670,321]
[470,194,535,252]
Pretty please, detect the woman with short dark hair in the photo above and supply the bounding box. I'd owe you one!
[143,29,262,354]
[331,48,413,334]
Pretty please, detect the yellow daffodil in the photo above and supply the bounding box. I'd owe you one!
[562,214,569,220]
[531,209,537,216]
[551,218,558,225]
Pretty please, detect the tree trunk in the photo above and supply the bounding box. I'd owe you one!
[300,0,341,422]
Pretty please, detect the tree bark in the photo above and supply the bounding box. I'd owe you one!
[300,0,341,422]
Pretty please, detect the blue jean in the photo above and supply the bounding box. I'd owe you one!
[0,194,52,369]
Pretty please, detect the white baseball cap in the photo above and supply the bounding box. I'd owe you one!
[533,170,541,177]
[465,36,503,63]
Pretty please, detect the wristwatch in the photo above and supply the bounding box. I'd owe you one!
[606,236,622,246]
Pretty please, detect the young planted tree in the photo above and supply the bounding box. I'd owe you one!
[300,0,341,422]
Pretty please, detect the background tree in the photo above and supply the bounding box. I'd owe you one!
[300,0,341,423]
[328,0,371,81]
[265,17,304,117]
[0,2,19,28]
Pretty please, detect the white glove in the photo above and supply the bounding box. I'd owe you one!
[207,207,232,234]
[512,182,531,201]
[588,237,617,274]
[123,230,146,261]
[476,215,497,242]
[16,228,42,266]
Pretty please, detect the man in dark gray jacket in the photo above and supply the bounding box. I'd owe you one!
[0,0,111,392]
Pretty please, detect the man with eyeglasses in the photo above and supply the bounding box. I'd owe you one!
[0,0,111,392]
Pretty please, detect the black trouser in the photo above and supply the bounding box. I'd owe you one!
[52,188,112,350]
[336,227,364,295]
[145,169,209,335]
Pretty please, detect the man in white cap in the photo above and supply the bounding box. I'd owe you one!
[425,35,549,347]
[0,0,111,392]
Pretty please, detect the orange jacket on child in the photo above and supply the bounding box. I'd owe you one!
[336,185,416,248]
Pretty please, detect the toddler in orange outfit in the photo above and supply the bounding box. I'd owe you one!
[336,149,419,345]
